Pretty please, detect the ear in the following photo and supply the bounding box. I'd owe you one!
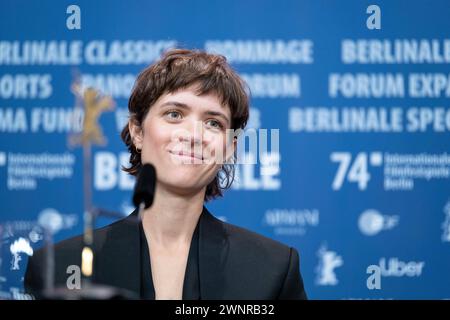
[128,119,143,149]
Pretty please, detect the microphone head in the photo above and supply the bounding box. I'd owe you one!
[132,163,156,209]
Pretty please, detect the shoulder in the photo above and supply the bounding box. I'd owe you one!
[204,212,307,299]
[25,214,135,294]
[211,214,297,268]
[223,219,292,253]
[28,214,133,271]
[47,215,127,254]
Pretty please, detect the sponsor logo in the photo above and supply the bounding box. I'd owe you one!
[10,237,33,271]
[263,208,319,236]
[315,244,343,286]
[378,257,425,277]
[358,209,399,236]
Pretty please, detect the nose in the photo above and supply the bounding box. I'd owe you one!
[177,132,202,147]
[175,119,205,147]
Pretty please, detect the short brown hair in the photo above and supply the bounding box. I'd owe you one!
[121,48,249,201]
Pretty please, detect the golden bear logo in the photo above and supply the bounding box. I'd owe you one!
[69,84,115,147]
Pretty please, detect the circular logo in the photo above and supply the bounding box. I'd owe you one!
[358,209,384,236]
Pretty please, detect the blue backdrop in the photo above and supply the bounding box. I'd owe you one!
[1,0,449,299]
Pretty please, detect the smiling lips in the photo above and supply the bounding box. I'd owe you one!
[169,150,203,161]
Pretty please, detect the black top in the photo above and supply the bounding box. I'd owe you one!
[25,206,307,300]
[139,220,200,300]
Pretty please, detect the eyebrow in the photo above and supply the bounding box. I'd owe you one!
[159,101,230,126]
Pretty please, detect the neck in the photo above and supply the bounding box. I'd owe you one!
[141,183,205,247]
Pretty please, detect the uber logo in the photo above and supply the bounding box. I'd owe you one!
[367,257,425,290]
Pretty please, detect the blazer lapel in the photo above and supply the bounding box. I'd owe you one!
[92,206,230,300]
[198,206,230,299]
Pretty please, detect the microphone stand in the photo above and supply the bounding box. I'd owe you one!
[43,226,54,294]
[41,85,138,299]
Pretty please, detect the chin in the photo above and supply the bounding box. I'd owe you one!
[161,169,209,193]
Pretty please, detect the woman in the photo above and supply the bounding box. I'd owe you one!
[25,49,307,300]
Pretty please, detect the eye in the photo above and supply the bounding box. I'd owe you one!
[165,110,182,120]
[205,119,224,130]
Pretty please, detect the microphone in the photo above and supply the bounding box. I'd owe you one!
[81,163,155,284]
[133,163,157,217]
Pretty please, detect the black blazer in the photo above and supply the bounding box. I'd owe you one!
[25,206,307,300]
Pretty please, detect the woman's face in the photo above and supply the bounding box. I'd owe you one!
[129,85,235,197]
